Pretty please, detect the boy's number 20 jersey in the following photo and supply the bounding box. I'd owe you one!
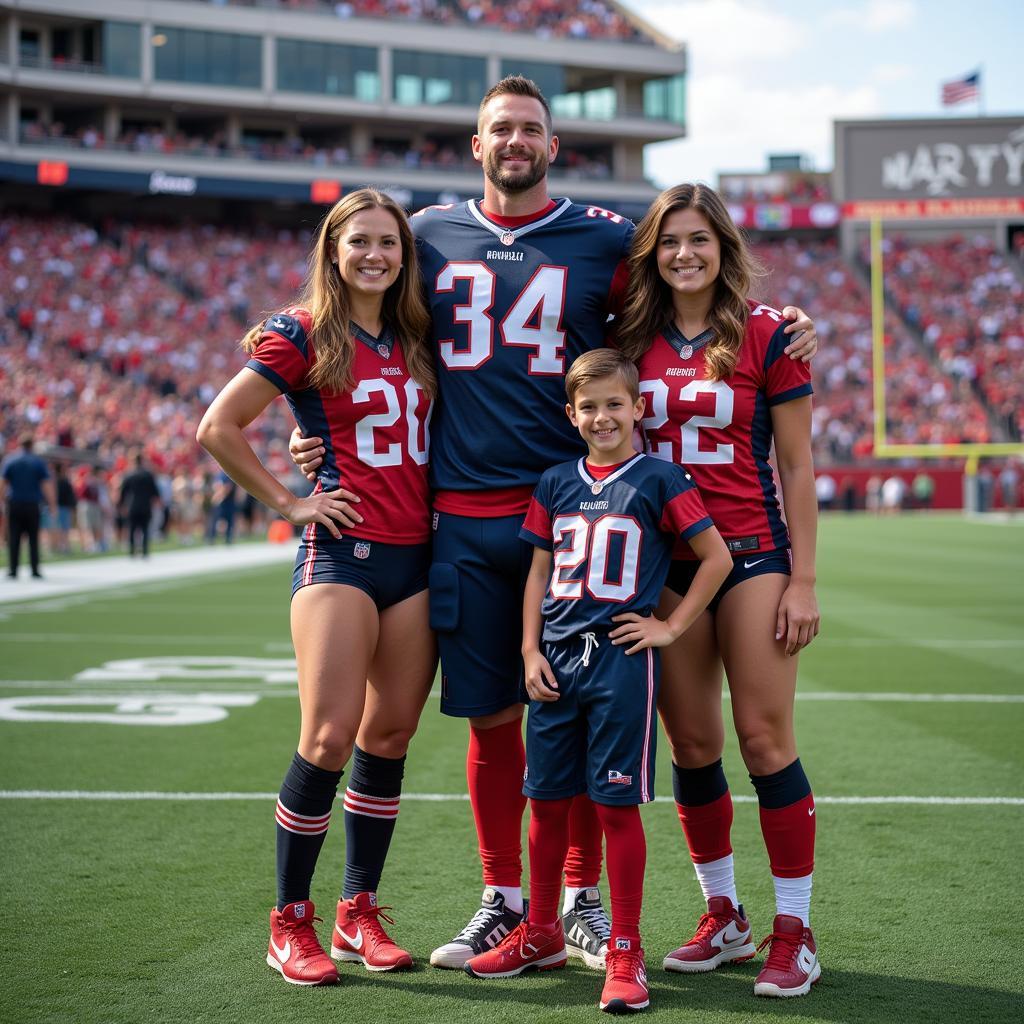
[245,307,432,544]
[413,199,633,497]
[520,453,712,641]
[637,301,812,557]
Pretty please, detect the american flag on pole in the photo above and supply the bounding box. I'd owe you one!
[941,71,980,106]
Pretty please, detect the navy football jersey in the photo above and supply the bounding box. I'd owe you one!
[413,199,633,499]
[520,453,712,641]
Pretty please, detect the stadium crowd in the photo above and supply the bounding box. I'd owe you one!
[202,0,648,40]
[3,214,1019,559]
[22,122,615,181]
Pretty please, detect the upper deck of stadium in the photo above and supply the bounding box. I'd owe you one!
[0,0,686,210]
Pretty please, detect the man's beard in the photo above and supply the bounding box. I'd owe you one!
[483,148,549,194]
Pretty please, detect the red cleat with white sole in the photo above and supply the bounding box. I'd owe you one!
[754,914,821,997]
[463,920,567,979]
[331,891,413,971]
[662,896,756,973]
[600,937,649,1014]
[266,900,339,986]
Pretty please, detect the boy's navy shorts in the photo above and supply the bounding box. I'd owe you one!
[524,632,659,807]
[292,533,430,611]
[665,547,791,613]
[429,510,534,718]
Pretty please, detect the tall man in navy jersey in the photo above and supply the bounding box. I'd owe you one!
[291,75,818,970]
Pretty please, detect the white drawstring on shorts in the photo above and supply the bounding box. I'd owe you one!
[579,631,599,668]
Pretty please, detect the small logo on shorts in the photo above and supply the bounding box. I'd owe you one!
[353,541,371,559]
[432,512,439,531]
[608,770,632,785]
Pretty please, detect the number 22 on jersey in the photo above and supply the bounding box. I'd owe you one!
[435,262,568,375]
[641,378,735,466]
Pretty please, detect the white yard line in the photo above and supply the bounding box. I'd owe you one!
[0,790,1021,806]
[0,543,294,606]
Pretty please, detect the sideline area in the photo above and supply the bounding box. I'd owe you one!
[0,542,295,604]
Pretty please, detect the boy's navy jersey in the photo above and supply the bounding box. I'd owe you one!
[520,453,712,641]
[245,307,432,544]
[637,300,813,558]
[413,199,633,504]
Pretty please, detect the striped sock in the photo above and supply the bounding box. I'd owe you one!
[342,745,405,900]
[275,752,342,910]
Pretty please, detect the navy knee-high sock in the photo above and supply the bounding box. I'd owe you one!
[342,745,406,900]
[275,752,343,910]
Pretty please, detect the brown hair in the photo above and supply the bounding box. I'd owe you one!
[565,349,640,405]
[616,183,765,381]
[241,188,435,397]
[477,75,552,136]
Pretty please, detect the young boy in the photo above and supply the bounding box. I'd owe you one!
[463,349,732,1013]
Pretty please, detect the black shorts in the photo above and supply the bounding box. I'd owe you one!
[292,534,430,610]
[665,547,791,613]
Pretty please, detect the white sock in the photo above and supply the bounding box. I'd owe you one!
[562,885,584,916]
[492,885,524,915]
[772,873,812,926]
[693,854,739,909]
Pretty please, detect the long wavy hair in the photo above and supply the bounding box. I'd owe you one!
[242,188,435,397]
[616,183,764,380]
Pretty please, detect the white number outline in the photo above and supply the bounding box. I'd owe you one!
[549,513,643,603]
[436,262,570,375]
[351,377,431,469]
[640,377,735,466]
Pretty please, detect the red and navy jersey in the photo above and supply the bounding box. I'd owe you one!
[520,453,712,641]
[637,301,812,558]
[245,307,432,544]
[413,199,633,513]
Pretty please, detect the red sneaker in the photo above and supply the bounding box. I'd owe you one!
[754,914,821,997]
[662,896,755,973]
[266,901,339,986]
[600,937,649,1014]
[463,920,567,979]
[331,892,413,971]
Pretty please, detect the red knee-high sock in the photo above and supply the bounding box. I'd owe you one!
[595,803,645,941]
[467,719,527,886]
[563,794,603,888]
[751,759,815,877]
[527,797,573,927]
[676,792,733,863]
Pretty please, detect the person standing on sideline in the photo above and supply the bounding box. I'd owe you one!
[198,188,437,986]
[464,349,731,1014]
[119,453,162,558]
[617,183,822,998]
[2,434,54,579]
[290,76,819,971]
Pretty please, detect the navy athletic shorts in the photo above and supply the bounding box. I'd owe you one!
[429,510,534,718]
[665,547,791,613]
[524,632,659,807]
[292,533,430,610]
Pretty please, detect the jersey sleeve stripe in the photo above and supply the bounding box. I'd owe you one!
[245,360,291,394]
[519,527,553,550]
[680,516,714,541]
[767,382,814,406]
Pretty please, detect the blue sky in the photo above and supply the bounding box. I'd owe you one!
[630,0,1023,187]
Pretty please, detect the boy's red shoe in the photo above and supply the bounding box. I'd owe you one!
[600,937,649,1014]
[463,920,567,978]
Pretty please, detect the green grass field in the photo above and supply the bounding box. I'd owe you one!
[3,515,1023,1023]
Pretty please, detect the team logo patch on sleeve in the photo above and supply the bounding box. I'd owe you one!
[353,541,372,560]
[608,770,632,785]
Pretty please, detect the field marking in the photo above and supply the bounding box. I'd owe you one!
[1,790,1021,806]
[0,682,1022,706]
[816,638,1024,649]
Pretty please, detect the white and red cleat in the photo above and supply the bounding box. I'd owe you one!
[753,914,821,997]
[600,937,649,1014]
[266,900,339,986]
[662,895,756,973]
[331,891,413,971]
[463,920,567,979]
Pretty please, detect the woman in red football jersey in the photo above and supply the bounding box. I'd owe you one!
[616,183,821,998]
[198,188,437,985]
